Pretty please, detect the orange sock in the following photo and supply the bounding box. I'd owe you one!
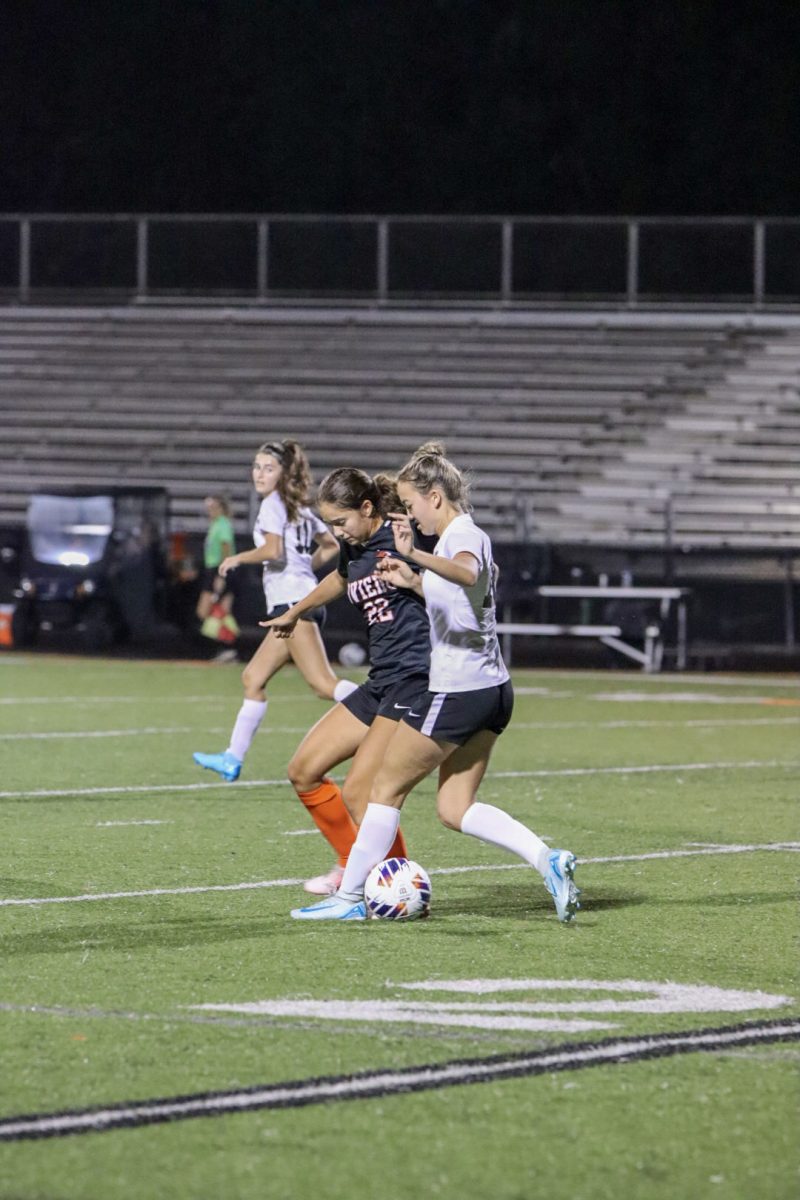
[388,828,408,860]
[297,779,357,867]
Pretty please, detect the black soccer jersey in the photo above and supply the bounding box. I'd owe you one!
[337,521,430,685]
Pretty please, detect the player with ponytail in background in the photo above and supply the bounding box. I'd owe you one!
[192,439,358,797]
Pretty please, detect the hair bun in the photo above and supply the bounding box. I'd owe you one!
[414,441,446,459]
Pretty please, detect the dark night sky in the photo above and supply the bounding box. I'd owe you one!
[2,0,799,216]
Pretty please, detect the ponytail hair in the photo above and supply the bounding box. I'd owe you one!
[317,467,400,518]
[397,441,471,510]
[257,438,311,523]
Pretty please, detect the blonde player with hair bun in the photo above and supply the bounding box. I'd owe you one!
[292,442,581,923]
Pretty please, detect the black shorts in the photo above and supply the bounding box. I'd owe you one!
[341,673,430,728]
[401,679,514,746]
[200,566,226,593]
[266,602,326,629]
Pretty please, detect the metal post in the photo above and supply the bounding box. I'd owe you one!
[376,219,389,302]
[626,220,639,308]
[753,219,765,310]
[136,219,148,298]
[784,556,796,650]
[663,492,674,585]
[19,219,31,303]
[501,220,513,301]
[257,219,269,298]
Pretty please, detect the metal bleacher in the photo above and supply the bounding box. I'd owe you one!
[1,307,799,551]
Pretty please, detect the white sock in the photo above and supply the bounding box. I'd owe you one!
[333,679,358,702]
[460,801,551,878]
[227,698,267,761]
[338,803,400,900]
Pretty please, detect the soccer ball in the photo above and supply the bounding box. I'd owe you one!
[338,641,367,667]
[364,857,432,921]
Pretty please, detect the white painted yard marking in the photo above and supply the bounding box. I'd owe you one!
[198,979,793,1031]
[282,829,318,836]
[194,1000,611,1034]
[0,842,796,908]
[390,978,793,1013]
[0,758,795,802]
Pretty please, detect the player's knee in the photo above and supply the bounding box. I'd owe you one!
[241,664,262,694]
[436,800,462,831]
[341,781,366,823]
[287,753,312,792]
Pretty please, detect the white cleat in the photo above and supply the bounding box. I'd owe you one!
[290,894,366,921]
[544,850,580,923]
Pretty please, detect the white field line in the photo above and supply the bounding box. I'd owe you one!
[2,717,798,744]
[491,759,799,780]
[1,842,797,909]
[0,727,196,741]
[517,671,800,688]
[0,695,229,706]
[509,717,800,731]
[96,820,172,828]
[0,726,313,742]
[591,691,800,706]
[1,1019,799,1143]
[0,693,327,706]
[0,758,796,802]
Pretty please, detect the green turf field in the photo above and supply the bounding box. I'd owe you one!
[0,653,798,1200]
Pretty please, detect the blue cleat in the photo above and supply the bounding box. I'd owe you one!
[290,894,366,921]
[544,849,580,923]
[192,750,242,782]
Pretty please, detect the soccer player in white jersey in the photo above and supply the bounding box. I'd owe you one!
[193,442,358,874]
[292,442,580,924]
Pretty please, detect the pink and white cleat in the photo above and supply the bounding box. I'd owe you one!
[303,864,345,896]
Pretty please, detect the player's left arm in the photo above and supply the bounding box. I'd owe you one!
[375,554,425,595]
[387,512,479,587]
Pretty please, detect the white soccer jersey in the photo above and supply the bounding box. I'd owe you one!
[254,492,327,610]
[422,513,509,693]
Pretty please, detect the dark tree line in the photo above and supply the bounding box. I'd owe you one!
[2,0,799,215]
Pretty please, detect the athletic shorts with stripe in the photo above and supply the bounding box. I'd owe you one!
[341,673,430,728]
[401,679,515,746]
[266,602,326,629]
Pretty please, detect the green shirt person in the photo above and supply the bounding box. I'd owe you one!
[204,511,235,569]
[197,495,235,626]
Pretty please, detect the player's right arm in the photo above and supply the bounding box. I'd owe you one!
[259,568,347,637]
[219,533,284,576]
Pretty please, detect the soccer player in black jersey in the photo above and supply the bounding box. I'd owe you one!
[262,467,430,893]
[293,444,580,924]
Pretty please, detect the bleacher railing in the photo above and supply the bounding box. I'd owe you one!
[1,213,798,307]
